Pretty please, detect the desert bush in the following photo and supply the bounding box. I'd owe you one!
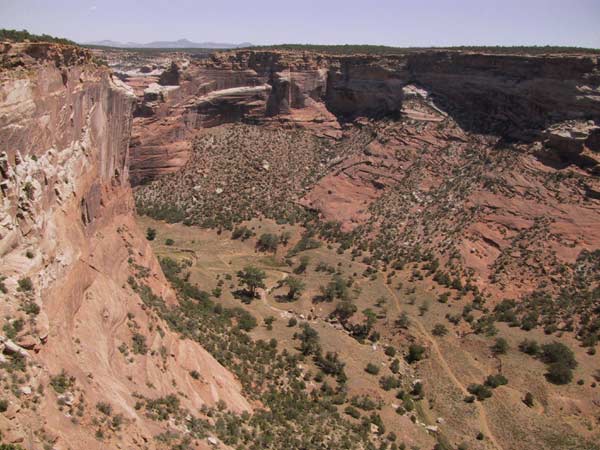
[365,363,380,375]
[484,374,508,388]
[257,233,279,252]
[491,337,509,355]
[379,376,401,391]
[146,228,156,241]
[432,324,448,336]
[518,339,540,355]
[467,384,492,401]
[96,402,112,416]
[406,344,425,363]
[132,333,148,354]
[17,277,33,292]
[50,370,74,394]
[546,362,573,384]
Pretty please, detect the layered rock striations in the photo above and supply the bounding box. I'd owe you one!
[131,48,600,301]
[128,49,600,184]
[0,43,249,449]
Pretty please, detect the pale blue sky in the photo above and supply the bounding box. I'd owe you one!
[1,0,599,47]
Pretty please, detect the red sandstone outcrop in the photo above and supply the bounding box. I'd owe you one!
[0,43,249,449]
[126,49,599,185]
[131,48,600,300]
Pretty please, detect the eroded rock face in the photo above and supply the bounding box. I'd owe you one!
[0,43,249,449]
[127,49,600,184]
[133,50,600,301]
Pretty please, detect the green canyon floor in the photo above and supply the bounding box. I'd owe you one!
[135,215,600,450]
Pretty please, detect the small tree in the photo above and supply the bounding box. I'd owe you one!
[237,266,266,298]
[491,337,509,355]
[523,392,534,407]
[332,301,357,321]
[279,231,292,246]
[284,276,305,301]
[432,324,448,337]
[365,363,380,375]
[264,316,276,330]
[396,312,410,329]
[540,342,577,369]
[257,233,279,252]
[406,344,426,363]
[146,228,156,241]
[518,339,540,355]
[293,255,310,274]
[546,362,573,385]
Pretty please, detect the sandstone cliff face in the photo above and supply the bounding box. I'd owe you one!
[130,48,600,302]
[128,49,600,184]
[0,43,249,449]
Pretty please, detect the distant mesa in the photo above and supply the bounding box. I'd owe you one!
[83,38,252,49]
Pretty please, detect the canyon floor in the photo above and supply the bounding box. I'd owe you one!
[136,215,599,450]
[1,41,599,450]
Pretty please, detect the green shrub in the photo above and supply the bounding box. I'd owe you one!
[406,344,425,363]
[257,233,279,252]
[17,277,33,292]
[132,333,148,354]
[50,370,74,394]
[344,405,361,419]
[540,342,577,369]
[432,324,448,336]
[365,363,380,375]
[467,384,493,401]
[546,362,573,384]
[518,339,540,355]
[96,402,112,416]
[146,228,156,240]
[379,375,401,391]
[491,337,509,355]
[484,374,508,388]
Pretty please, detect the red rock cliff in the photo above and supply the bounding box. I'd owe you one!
[0,43,249,449]
[128,49,600,185]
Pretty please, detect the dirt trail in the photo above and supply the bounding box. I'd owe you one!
[384,284,504,450]
[258,272,290,314]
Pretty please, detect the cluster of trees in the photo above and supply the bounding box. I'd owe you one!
[0,29,76,45]
[518,339,578,384]
[245,44,600,56]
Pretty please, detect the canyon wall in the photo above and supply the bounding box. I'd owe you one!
[131,48,600,301]
[129,49,600,184]
[0,43,249,449]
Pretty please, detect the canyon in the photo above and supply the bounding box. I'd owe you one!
[0,42,249,449]
[132,48,600,298]
[0,40,599,450]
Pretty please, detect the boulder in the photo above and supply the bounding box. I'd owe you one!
[3,340,29,357]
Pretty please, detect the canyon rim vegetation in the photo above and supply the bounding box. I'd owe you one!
[0,23,599,450]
